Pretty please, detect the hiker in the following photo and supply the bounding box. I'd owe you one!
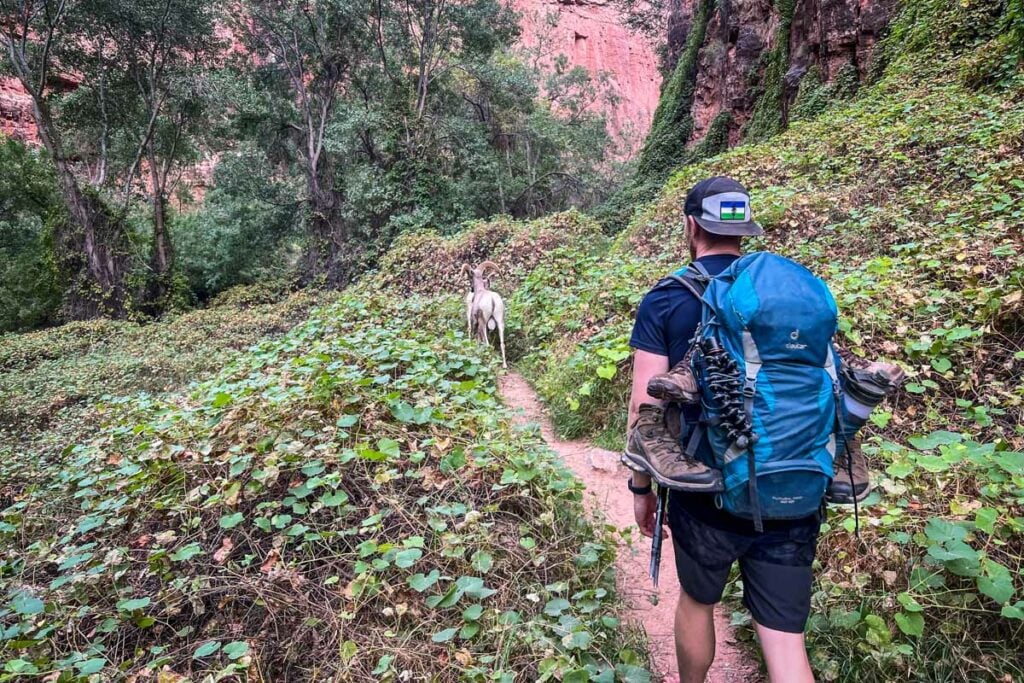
[623,177,904,683]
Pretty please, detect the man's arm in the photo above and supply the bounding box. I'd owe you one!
[627,349,670,487]
[627,349,670,537]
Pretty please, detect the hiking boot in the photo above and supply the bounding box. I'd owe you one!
[828,435,871,504]
[646,352,700,404]
[841,360,906,409]
[622,404,723,492]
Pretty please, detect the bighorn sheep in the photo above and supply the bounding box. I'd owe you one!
[460,261,507,368]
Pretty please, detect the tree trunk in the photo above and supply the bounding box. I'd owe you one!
[29,96,130,320]
[302,165,348,287]
[144,143,174,310]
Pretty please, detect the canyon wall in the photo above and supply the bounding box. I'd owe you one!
[680,0,897,146]
[0,77,37,144]
[514,0,663,152]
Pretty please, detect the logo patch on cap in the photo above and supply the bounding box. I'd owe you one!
[719,201,747,221]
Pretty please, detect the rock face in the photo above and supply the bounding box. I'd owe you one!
[0,77,38,144]
[680,0,896,146]
[514,0,662,153]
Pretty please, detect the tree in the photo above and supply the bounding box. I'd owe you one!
[227,0,616,284]
[0,0,218,318]
[96,0,218,307]
[231,0,371,286]
[0,0,131,319]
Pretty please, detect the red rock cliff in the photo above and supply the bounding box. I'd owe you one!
[514,0,663,152]
[673,0,896,146]
[0,77,38,144]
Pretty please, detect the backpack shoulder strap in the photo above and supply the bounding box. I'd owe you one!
[655,264,710,301]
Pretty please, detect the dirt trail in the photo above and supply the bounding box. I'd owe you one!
[498,372,759,683]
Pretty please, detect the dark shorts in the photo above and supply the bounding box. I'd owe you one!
[669,499,821,634]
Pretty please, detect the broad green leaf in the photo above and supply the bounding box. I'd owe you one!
[897,592,923,612]
[974,508,998,534]
[895,611,924,637]
[4,660,38,674]
[462,604,484,621]
[924,518,967,544]
[595,364,616,380]
[408,570,440,593]
[377,438,400,458]
[320,491,349,507]
[11,592,44,616]
[394,548,422,569]
[170,543,204,562]
[455,576,495,599]
[116,597,151,612]
[340,640,357,663]
[563,669,590,683]
[977,560,1014,605]
[562,630,593,649]
[223,641,249,660]
[219,512,244,529]
[885,461,914,478]
[1001,602,1024,620]
[544,598,570,617]
[908,431,961,450]
[372,654,394,676]
[431,627,458,643]
[615,665,651,682]
[915,455,949,473]
[336,414,359,428]
[193,640,221,659]
[76,658,106,675]
[212,392,233,408]
[390,402,415,423]
[471,550,493,573]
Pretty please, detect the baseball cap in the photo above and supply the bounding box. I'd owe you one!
[683,176,763,237]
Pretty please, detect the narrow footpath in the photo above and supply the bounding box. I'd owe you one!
[498,373,759,683]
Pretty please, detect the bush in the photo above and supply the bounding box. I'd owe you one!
[0,140,62,332]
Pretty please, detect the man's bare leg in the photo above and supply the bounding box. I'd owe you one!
[755,620,814,683]
[674,589,716,683]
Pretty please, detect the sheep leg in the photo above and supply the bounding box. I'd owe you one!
[497,318,507,369]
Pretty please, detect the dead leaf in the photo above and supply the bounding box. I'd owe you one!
[214,536,234,564]
[154,530,177,545]
[157,670,189,683]
[260,549,281,574]
[132,535,153,548]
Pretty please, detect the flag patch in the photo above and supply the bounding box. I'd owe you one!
[720,201,747,221]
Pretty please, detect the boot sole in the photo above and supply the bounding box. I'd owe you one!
[646,378,699,403]
[621,449,724,493]
[826,483,873,505]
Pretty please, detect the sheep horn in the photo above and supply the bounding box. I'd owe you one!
[459,263,473,277]
[479,260,499,276]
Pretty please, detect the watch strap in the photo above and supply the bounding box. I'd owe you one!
[627,477,653,495]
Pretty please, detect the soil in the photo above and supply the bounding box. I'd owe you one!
[497,372,761,683]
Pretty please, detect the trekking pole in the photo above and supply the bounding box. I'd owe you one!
[649,486,668,587]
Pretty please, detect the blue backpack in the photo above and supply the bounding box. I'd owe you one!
[668,252,842,530]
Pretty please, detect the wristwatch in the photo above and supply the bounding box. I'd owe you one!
[627,477,652,496]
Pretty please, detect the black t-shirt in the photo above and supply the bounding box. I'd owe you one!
[629,254,814,534]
